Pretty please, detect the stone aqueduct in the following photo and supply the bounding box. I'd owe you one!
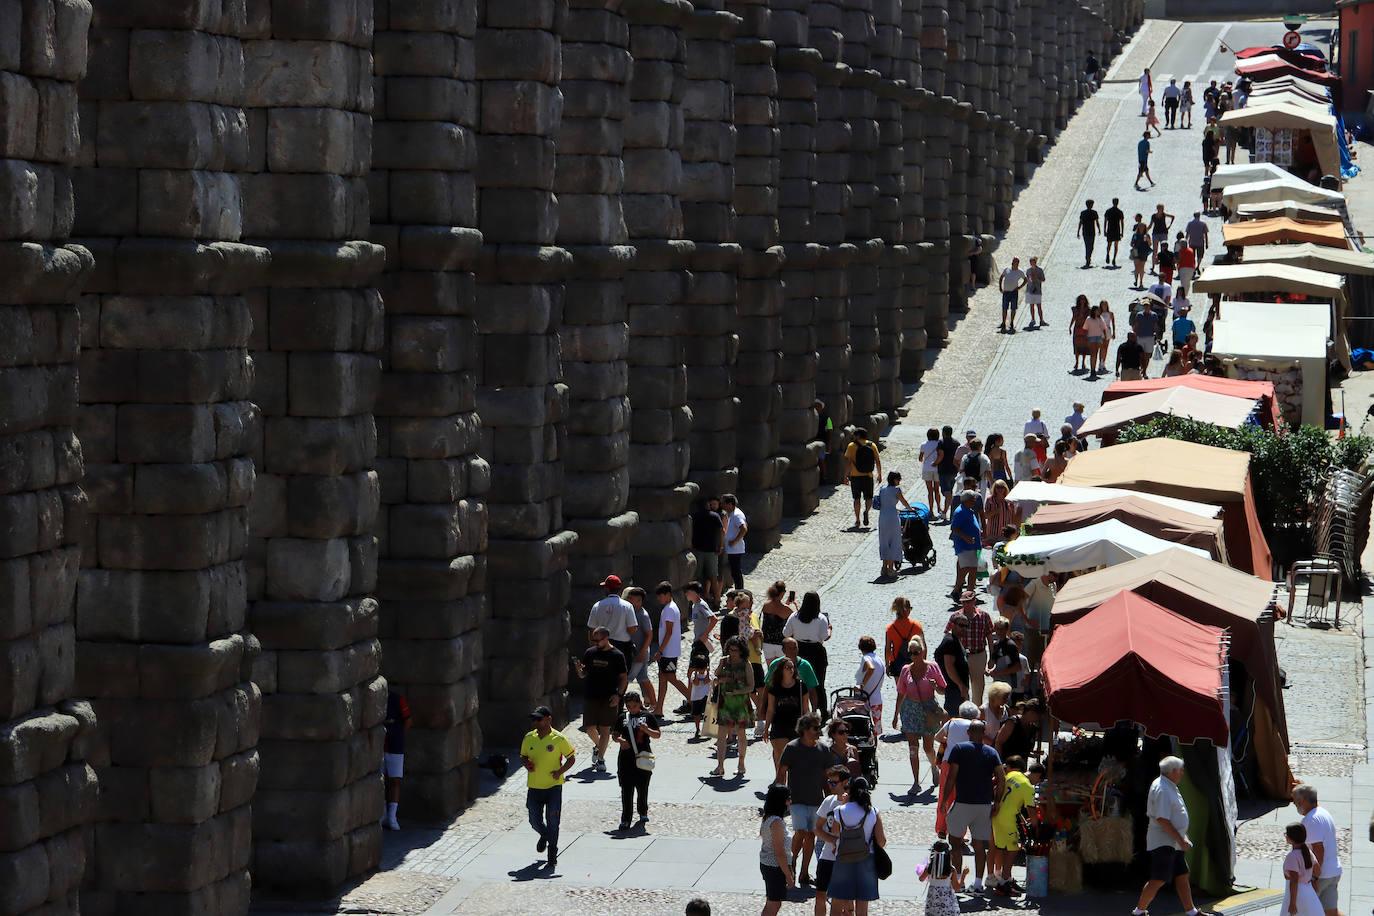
[1,0,1140,910]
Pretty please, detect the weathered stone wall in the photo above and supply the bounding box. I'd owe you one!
[73,2,264,911]
[371,0,487,822]
[239,4,387,893]
[1,3,98,914]
[1,0,1144,905]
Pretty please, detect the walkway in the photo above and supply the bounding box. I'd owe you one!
[253,19,1371,916]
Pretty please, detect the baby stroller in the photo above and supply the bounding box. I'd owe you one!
[900,503,937,570]
[831,686,880,787]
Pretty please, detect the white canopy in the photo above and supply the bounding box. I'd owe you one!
[1234,200,1342,222]
[1190,262,1346,304]
[1006,481,1222,519]
[1241,242,1374,276]
[1221,176,1345,207]
[1209,162,1294,190]
[1211,305,1330,426]
[1000,519,1210,575]
[1077,387,1259,437]
[1219,103,1340,179]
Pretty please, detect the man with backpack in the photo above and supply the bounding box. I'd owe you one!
[959,439,992,497]
[844,427,882,528]
[936,426,962,522]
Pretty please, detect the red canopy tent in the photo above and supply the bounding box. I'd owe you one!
[1042,591,1229,745]
[1233,45,1327,69]
[1101,375,1282,430]
[1234,55,1342,98]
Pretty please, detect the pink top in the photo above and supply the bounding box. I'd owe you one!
[1282,847,1315,884]
[898,661,947,702]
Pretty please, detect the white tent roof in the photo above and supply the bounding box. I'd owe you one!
[1234,200,1342,222]
[1218,102,1340,178]
[1221,176,1346,207]
[1006,481,1222,519]
[1190,262,1346,303]
[1209,162,1294,190]
[1000,519,1210,575]
[1212,318,1329,360]
[1077,387,1259,437]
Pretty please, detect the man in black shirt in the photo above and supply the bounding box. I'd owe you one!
[1115,331,1145,381]
[690,496,725,605]
[1076,199,1100,268]
[936,425,962,521]
[935,622,971,716]
[576,626,628,771]
[1103,198,1125,266]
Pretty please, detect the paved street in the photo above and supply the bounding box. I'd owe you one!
[252,19,1373,916]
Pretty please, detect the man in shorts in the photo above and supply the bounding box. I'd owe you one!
[689,495,724,603]
[989,756,1045,896]
[1103,198,1125,266]
[653,582,691,716]
[946,720,1005,893]
[936,425,961,521]
[949,491,982,596]
[1135,756,1198,916]
[777,714,831,887]
[622,586,658,711]
[382,690,411,830]
[575,627,628,771]
[1130,304,1157,375]
[1024,257,1046,327]
[997,257,1027,333]
[1135,132,1154,190]
[1293,784,1343,916]
[844,427,882,528]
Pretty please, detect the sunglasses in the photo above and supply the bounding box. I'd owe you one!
[826,778,847,786]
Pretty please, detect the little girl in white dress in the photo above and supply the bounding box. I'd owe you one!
[1283,823,1325,916]
[919,837,963,916]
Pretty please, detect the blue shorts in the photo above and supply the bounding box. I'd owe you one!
[1001,291,1018,313]
[792,803,820,834]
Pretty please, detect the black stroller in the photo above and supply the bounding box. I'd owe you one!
[900,503,937,570]
[830,686,880,787]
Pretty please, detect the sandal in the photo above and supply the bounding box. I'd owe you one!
[735,767,746,778]
[710,767,725,777]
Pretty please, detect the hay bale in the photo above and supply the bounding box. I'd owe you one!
[1078,816,1133,864]
[1049,848,1083,893]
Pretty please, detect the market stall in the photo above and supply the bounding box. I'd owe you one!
[1100,375,1282,430]
[999,519,1209,576]
[1006,481,1222,521]
[1210,304,1333,428]
[1025,497,1228,562]
[1076,386,1259,441]
[1207,161,1295,190]
[1220,175,1345,208]
[1057,439,1274,579]
[1233,199,1342,222]
[1221,215,1351,249]
[1052,548,1292,800]
[1218,102,1342,181]
[1040,590,1238,895]
[1242,241,1374,274]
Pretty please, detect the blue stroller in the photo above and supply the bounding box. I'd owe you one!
[900,503,937,570]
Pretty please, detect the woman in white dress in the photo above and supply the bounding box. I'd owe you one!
[1282,823,1324,916]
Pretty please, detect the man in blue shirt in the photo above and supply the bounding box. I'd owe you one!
[946,720,1006,892]
[949,490,983,598]
[1135,132,1154,190]
[1171,305,1196,347]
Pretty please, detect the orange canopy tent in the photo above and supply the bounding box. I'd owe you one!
[1221,216,1349,249]
[1043,591,1229,745]
[1102,375,1282,430]
[1058,439,1274,579]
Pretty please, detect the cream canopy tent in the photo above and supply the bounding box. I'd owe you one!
[1077,386,1259,438]
[1212,306,1331,427]
[999,519,1209,575]
[1234,200,1342,222]
[1221,176,1345,207]
[1212,301,1349,369]
[1190,262,1346,304]
[1218,102,1340,178]
[1208,162,1293,190]
[1006,481,1222,519]
[1242,242,1374,275]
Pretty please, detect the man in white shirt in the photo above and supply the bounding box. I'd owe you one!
[652,581,691,716]
[721,493,748,591]
[1023,409,1049,466]
[1138,68,1152,116]
[587,574,638,662]
[998,258,1027,334]
[1293,784,1342,915]
[1012,435,1042,483]
[1134,757,1199,916]
[1161,78,1181,129]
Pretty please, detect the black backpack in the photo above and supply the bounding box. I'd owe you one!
[853,442,876,474]
[961,453,982,479]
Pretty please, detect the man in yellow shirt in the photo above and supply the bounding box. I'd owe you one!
[844,427,883,528]
[521,705,577,867]
[989,756,1045,896]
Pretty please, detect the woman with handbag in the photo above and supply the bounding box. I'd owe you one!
[884,598,924,732]
[817,776,887,915]
[896,636,946,795]
[612,691,661,830]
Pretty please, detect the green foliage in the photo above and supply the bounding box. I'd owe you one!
[1116,416,1373,528]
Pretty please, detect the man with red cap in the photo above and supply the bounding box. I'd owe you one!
[588,574,639,662]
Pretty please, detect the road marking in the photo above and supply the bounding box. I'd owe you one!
[1197,22,1234,78]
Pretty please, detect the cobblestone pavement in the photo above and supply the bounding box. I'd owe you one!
[252,20,1371,916]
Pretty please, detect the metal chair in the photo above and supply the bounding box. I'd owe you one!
[1285,557,1343,629]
